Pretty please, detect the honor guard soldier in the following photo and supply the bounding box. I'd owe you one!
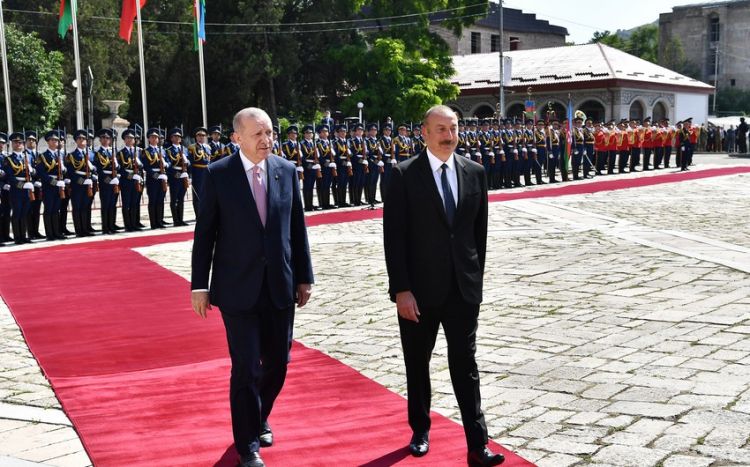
[1,133,34,243]
[513,119,528,186]
[226,128,240,157]
[349,123,368,206]
[571,117,585,180]
[605,120,618,174]
[533,120,547,185]
[628,119,642,172]
[593,121,606,175]
[548,119,562,183]
[36,130,66,240]
[522,120,536,185]
[502,119,519,187]
[117,129,143,231]
[679,118,697,170]
[379,124,394,201]
[663,119,674,168]
[166,127,190,226]
[393,123,412,163]
[299,125,321,211]
[208,126,225,163]
[63,130,95,237]
[583,118,595,178]
[477,120,494,186]
[83,129,100,234]
[93,129,120,234]
[616,119,630,173]
[315,124,336,209]
[188,127,210,219]
[492,119,509,188]
[142,128,170,229]
[465,120,478,163]
[641,117,654,171]
[282,125,303,170]
[456,120,467,158]
[24,131,43,239]
[0,132,11,242]
[272,125,281,157]
[56,130,74,236]
[332,124,352,207]
[653,121,666,169]
[365,123,384,204]
[411,124,425,155]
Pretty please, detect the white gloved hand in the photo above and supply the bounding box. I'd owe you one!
[2,184,9,191]
[91,175,98,181]
[82,179,93,186]
[61,166,67,173]
[531,148,538,154]
[133,174,143,182]
[390,159,398,164]
[56,181,66,188]
[179,172,189,179]
[346,162,353,167]
[328,162,336,168]
[513,149,519,155]
[295,166,304,173]
[574,150,579,155]
[23,181,34,190]
[64,178,71,184]
[34,181,42,188]
[312,164,321,170]
[549,154,554,159]
[360,159,368,165]
[521,147,528,152]
[158,174,168,181]
[377,161,385,167]
[109,178,120,185]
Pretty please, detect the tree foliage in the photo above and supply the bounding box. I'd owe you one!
[660,35,701,80]
[589,25,658,64]
[0,24,64,131]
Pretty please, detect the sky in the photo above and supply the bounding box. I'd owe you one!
[498,0,726,44]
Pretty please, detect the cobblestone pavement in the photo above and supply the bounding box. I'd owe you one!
[2,156,750,466]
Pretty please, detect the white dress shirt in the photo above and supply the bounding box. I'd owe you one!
[426,148,458,207]
[239,151,267,201]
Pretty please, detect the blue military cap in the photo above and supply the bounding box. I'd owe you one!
[458,120,465,125]
[468,120,478,126]
[97,128,113,138]
[193,127,208,137]
[480,119,490,126]
[383,124,392,130]
[334,124,347,132]
[227,128,236,136]
[146,127,161,138]
[353,123,364,131]
[302,125,314,133]
[168,127,183,138]
[9,132,24,142]
[397,123,408,129]
[87,129,96,139]
[316,124,330,133]
[286,125,298,134]
[72,129,87,140]
[121,128,137,139]
[273,125,280,134]
[208,125,222,135]
[24,130,37,141]
[0,132,7,143]
[366,123,378,131]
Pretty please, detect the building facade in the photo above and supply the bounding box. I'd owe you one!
[430,3,567,55]
[449,43,714,124]
[658,0,750,91]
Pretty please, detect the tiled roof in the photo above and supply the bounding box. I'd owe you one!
[451,43,714,91]
[475,4,567,36]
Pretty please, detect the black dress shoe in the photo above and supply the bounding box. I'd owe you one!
[238,452,264,467]
[467,447,504,466]
[259,421,273,447]
[408,431,429,457]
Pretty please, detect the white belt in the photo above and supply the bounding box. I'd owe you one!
[75,171,87,176]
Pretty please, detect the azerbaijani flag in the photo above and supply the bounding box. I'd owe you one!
[58,0,74,39]
[119,0,148,44]
[563,98,573,171]
[193,0,206,51]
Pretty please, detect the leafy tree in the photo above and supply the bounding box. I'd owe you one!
[0,24,64,131]
[660,35,701,80]
[714,88,750,116]
[589,30,626,49]
[589,25,658,64]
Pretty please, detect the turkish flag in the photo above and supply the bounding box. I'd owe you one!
[119,0,147,43]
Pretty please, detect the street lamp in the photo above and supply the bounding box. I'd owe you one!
[357,102,364,123]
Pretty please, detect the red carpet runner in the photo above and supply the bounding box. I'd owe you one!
[1,166,747,465]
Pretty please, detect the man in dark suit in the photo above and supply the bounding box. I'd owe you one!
[191,107,314,467]
[383,105,503,466]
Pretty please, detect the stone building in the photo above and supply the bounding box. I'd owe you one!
[448,43,714,124]
[430,2,567,55]
[658,0,750,91]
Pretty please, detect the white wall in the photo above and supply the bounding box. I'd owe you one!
[674,93,709,124]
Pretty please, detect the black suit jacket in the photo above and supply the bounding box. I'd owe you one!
[191,153,314,311]
[383,150,488,308]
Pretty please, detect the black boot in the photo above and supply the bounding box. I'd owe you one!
[0,215,10,242]
[101,208,111,234]
[157,204,167,228]
[60,209,73,236]
[42,214,54,241]
[148,205,158,229]
[51,212,65,240]
[303,191,313,212]
[122,208,133,232]
[136,204,146,228]
[83,210,95,236]
[176,201,188,226]
[131,206,142,231]
[12,217,23,244]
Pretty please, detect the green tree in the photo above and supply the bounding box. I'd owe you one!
[714,88,750,115]
[589,25,658,64]
[660,35,701,80]
[0,24,65,131]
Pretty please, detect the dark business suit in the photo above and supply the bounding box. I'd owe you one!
[383,150,489,450]
[191,152,313,456]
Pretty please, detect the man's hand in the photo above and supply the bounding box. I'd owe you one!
[396,291,420,323]
[191,290,211,318]
[296,284,312,307]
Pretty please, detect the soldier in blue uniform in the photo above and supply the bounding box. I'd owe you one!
[364,123,383,205]
[501,119,516,188]
[272,125,281,157]
[188,127,210,220]
[62,130,95,237]
[165,127,190,226]
[92,129,120,234]
[225,128,239,157]
[522,120,535,186]
[0,132,11,242]
[411,124,425,155]
[23,131,44,239]
[82,129,100,234]
[583,118,595,178]
[316,124,336,209]
[208,125,225,163]
[281,125,303,171]
[533,120,548,185]
[332,124,351,208]
[56,130,74,237]
[1,133,34,243]
[116,129,143,232]
[393,123,412,163]
[141,128,170,229]
[548,119,562,183]
[456,120,467,158]
[36,130,66,240]
[349,123,368,206]
[379,124,394,202]
[299,125,321,211]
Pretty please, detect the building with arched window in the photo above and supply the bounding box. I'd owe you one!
[447,43,714,124]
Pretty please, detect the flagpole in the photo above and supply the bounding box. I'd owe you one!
[198,35,207,128]
[0,0,13,132]
[135,0,148,130]
[70,0,84,129]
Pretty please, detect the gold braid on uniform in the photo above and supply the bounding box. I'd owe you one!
[39,154,57,172]
[141,148,158,165]
[6,157,23,175]
[97,152,113,166]
[118,151,136,169]
[67,154,87,171]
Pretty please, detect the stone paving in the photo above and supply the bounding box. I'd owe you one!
[2,155,750,466]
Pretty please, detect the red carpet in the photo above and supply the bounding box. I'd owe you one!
[0,243,531,466]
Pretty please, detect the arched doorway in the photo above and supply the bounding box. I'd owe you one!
[472,104,495,119]
[538,101,566,122]
[652,101,668,122]
[629,100,645,121]
[577,100,606,122]
[506,103,525,121]
[450,106,464,119]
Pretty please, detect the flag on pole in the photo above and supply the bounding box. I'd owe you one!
[58,0,73,39]
[193,0,206,51]
[119,0,147,44]
[563,99,573,171]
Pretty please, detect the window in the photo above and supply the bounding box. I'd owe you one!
[491,34,500,52]
[471,32,481,53]
[709,16,720,42]
[509,36,520,51]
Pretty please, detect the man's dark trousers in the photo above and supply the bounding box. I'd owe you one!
[220,273,294,457]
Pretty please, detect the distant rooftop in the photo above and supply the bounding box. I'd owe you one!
[430,3,567,36]
[669,0,749,10]
[451,43,714,91]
